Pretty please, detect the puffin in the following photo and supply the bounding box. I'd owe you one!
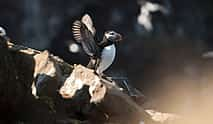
[72,14,122,75]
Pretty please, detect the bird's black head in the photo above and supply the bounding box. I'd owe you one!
[104,31,122,43]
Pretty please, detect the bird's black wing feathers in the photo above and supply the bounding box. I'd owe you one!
[72,19,100,57]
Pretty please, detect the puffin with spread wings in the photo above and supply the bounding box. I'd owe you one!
[72,14,122,75]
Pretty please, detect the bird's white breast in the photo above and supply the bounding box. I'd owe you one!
[96,44,116,74]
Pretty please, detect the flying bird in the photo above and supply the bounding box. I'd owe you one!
[137,1,169,31]
[72,14,122,75]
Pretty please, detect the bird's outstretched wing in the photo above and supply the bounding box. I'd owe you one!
[81,14,96,36]
[72,14,100,57]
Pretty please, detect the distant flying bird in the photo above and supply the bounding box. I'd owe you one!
[137,1,169,31]
[72,14,122,75]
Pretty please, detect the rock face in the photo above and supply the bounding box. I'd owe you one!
[59,65,107,103]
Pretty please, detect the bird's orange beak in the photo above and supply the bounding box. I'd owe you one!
[116,34,122,42]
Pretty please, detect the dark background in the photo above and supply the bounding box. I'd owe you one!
[0,0,213,120]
